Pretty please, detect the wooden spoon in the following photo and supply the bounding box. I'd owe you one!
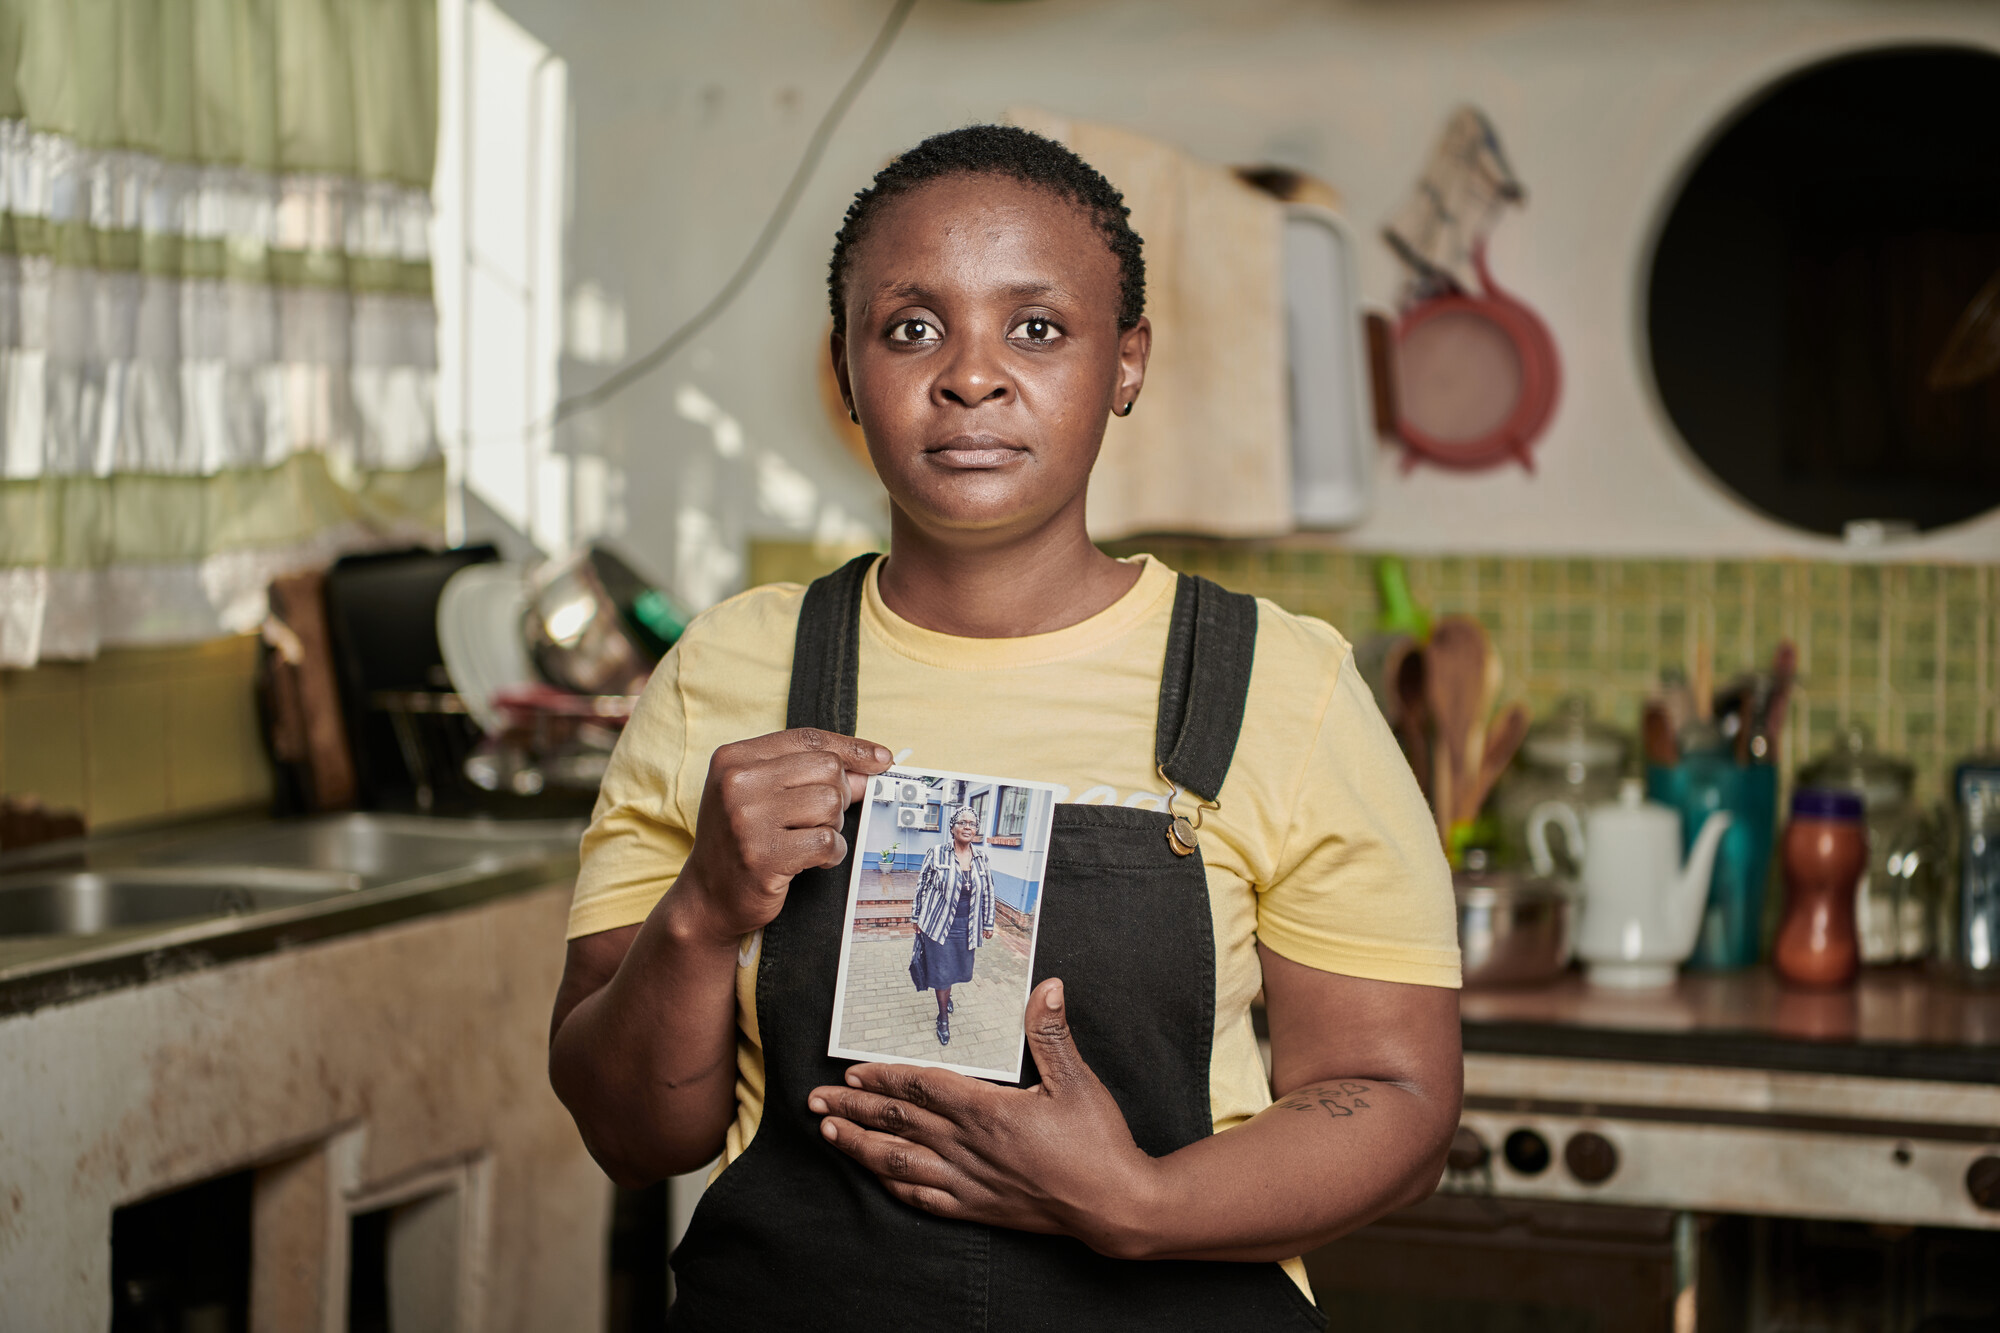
[1425,616,1489,843]
[1460,701,1530,825]
[1387,640,1432,805]
[1464,628,1504,804]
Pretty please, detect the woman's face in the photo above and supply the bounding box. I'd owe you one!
[951,816,978,845]
[833,172,1150,544]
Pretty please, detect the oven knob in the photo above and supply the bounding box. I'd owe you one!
[1503,1128,1551,1176]
[1968,1157,2000,1211]
[1447,1126,1489,1172]
[1564,1131,1619,1185]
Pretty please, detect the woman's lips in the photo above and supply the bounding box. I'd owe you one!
[926,437,1026,469]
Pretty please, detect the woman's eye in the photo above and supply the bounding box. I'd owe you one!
[887,318,940,343]
[1009,317,1059,343]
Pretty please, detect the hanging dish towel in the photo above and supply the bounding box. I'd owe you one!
[1008,109,1291,540]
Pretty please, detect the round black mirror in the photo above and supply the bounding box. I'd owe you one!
[1647,45,2000,537]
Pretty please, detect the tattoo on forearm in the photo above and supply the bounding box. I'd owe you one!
[1273,1081,1373,1120]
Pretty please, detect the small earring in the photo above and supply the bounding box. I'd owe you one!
[1116,401,1134,417]
[849,408,859,425]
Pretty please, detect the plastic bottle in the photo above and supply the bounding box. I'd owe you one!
[1774,788,1868,988]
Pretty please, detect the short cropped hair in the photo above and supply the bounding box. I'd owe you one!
[828,124,1146,337]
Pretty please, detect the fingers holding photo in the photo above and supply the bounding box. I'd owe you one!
[815,1115,970,1218]
[683,729,894,936]
[761,742,880,810]
[806,1078,955,1144]
[808,1049,1147,1244]
[836,1061,981,1119]
[727,726,894,775]
[773,727,896,805]
[707,729,892,826]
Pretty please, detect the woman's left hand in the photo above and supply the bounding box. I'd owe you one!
[982,927,995,940]
[808,978,1156,1256]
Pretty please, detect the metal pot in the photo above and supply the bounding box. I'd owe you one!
[524,545,682,697]
[1455,863,1574,988]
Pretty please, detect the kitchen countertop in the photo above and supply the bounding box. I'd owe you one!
[0,812,584,1018]
[18,816,1993,1087]
[1461,967,2000,1084]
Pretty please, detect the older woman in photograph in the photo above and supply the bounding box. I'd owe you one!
[911,805,997,1047]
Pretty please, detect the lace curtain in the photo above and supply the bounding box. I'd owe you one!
[0,0,444,664]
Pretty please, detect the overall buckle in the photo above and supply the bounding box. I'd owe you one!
[1158,765,1218,857]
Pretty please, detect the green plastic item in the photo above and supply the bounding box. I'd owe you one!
[1375,556,1432,641]
[631,588,689,647]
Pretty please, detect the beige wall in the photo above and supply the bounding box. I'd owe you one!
[488,0,1999,615]
[0,636,270,831]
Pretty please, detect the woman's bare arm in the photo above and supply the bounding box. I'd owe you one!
[548,728,892,1186]
[548,897,743,1186]
[1123,945,1461,1259]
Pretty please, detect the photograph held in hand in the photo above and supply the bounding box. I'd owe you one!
[829,766,1057,1080]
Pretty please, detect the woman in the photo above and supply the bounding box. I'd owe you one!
[549,125,1461,1330]
[911,805,997,1046]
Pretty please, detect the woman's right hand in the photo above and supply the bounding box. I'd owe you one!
[679,728,894,940]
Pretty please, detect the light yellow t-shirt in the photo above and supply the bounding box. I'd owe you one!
[570,554,1459,1289]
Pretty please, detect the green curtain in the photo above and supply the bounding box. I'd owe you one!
[0,0,444,664]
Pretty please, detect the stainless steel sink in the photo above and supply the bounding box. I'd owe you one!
[132,813,584,889]
[0,868,363,937]
[0,814,582,943]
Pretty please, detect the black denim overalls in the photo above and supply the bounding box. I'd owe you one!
[667,555,1326,1332]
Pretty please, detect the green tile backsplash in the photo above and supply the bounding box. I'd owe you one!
[1125,543,1999,807]
[747,539,2000,805]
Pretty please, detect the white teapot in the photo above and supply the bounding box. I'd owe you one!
[1528,778,1732,989]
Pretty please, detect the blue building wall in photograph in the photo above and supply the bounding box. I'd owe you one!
[988,866,1040,914]
[867,853,1039,912]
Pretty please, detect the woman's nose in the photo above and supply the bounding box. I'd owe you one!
[932,336,1013,409]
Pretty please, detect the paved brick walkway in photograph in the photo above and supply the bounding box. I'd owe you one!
[837,917,1033,1074]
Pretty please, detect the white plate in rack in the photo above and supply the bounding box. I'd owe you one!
[436,563,538,735]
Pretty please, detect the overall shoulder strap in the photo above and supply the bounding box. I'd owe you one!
[785,553,877,734]
[1154,574,1259,804]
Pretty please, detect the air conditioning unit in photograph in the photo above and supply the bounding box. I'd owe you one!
[870,777,894,803]
[896,804,926,829]
[894,780,927,805]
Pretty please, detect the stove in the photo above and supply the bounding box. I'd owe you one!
[1451,1052,2000,1229]
[1304,970,2000,1330]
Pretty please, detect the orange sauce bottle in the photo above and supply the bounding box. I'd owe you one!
[1774,788,1868,988]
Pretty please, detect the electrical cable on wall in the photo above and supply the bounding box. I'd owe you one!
[550,0,919,426]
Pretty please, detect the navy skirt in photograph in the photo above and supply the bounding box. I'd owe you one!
[914,890,977,990]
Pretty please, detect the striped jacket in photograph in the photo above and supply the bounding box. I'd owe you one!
[911,841,997,949]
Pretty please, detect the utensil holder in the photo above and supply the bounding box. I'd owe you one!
[1647,759,1779,970]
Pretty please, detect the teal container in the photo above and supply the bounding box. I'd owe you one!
[1646,759,1780,970]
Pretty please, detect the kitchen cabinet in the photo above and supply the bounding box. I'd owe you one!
[0,820,607,1332]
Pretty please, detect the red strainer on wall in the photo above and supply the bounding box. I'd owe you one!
[1380,107,1561,473]
[1391,243,1560,473]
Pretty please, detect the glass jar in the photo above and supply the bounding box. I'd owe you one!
[1495,696,1628,876]
[1796,724,1941,964]
[1940,760,2000,988]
